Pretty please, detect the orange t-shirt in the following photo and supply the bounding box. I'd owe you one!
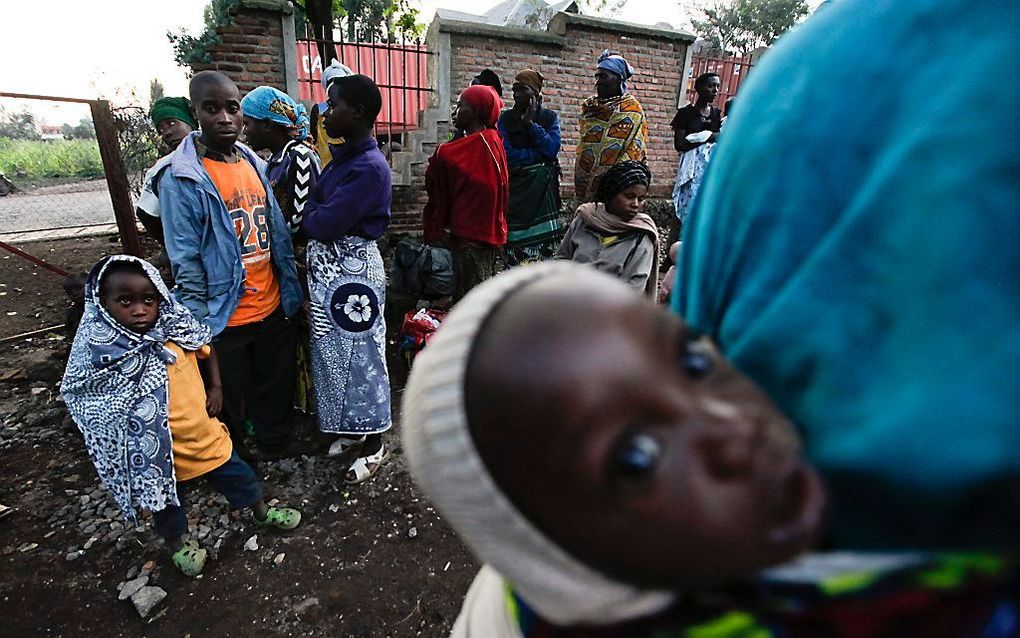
[165,343,233,481]
[202,157,281,327]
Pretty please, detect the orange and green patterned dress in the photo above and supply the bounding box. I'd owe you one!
[574,94,648,202]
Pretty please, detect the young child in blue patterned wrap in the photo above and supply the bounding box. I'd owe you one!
[61,256,301,577]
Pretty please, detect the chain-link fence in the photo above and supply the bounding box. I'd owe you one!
[0,92,155,340]
[0,93,155,244]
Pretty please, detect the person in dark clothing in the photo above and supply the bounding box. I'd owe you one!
[670,72,723,225]
[472,69,503,97]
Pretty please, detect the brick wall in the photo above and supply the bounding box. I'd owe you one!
[444,15,692,200]
[190,1,290,95]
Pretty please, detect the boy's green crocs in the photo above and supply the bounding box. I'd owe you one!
[256,506,301,530]
[172,540,207,577]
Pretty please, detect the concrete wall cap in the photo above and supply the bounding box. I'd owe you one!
[433,16,567,46]
[548,12,695,42]
[230,0,293,16]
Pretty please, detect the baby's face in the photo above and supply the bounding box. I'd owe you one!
[465,271,824,590]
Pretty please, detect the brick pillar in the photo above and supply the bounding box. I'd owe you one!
[190,0,297,96]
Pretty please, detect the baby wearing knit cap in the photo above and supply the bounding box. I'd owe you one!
[402,261,825,636]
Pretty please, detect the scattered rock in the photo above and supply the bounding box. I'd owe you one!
[118,575,148,600]
[126,566,139,580]
[408,527,418,539]
[328,504,340,513]
[83,537,98,550]
[65,550,84,562]
[130,586,167,618]
[141,560,157,576]
[243,535,259,552]
[273,553,285,565]
[293,597,320,614]
[18,543,38,553]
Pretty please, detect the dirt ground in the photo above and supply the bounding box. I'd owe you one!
[0,235,477,637]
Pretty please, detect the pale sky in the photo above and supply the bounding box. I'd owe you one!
[0,0,792,126]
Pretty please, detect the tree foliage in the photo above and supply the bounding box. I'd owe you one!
[150,79,166,106]
[688,0,808,55]
[61,119,97,140]
[168,0,426,71]
[0,107,40,141]
[168,0,241,68]
[112,106,161,193]
[294,0,424,46]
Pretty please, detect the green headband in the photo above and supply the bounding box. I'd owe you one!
[149,97,197,129]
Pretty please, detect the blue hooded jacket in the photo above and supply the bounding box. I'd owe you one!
[158,132,303,335]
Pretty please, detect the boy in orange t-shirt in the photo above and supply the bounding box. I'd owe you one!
[161,71,303,460]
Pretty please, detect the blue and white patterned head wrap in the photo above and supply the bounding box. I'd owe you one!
[60,255,212,520]
[597,50,635,94]
[241,86,310,141]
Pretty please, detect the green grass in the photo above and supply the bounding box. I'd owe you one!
[0,138,104,182]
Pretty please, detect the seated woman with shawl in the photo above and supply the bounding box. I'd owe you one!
[671,72,722,227]
[423,85,509,301]
[574,51,649,202]
[556,160,659,297]
[497,70,563,265]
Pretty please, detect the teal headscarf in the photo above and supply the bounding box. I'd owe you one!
[675,0,1020,549]
[240,86,310,140]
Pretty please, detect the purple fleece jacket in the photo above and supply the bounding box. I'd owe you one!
[301,137,391,241]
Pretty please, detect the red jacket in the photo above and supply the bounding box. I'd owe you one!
[422,128,509,246]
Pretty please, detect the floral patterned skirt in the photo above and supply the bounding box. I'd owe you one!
[306,237,391,435]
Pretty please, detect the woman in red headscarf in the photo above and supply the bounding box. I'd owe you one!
[423,85,509,301]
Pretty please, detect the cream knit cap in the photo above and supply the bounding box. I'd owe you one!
[402,262,674,626]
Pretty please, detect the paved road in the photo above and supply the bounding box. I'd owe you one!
[0,181,116,234]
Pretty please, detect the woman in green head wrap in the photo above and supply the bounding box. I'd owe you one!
[149,96,197,152]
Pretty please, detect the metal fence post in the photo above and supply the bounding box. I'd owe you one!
[90,99,142,257]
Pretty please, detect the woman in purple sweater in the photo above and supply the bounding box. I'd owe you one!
[301,74,392,484]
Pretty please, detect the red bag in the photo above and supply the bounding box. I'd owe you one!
[397,308,446,364]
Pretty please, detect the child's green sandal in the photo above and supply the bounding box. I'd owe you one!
[172,540,207,577]
[256,506,301,530]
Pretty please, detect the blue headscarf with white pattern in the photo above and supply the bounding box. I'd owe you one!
[597,50,635,94]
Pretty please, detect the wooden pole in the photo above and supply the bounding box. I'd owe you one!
[90,100,142,257]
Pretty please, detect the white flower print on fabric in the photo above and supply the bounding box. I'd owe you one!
[343,294,373,323]
[307,237,392,436]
